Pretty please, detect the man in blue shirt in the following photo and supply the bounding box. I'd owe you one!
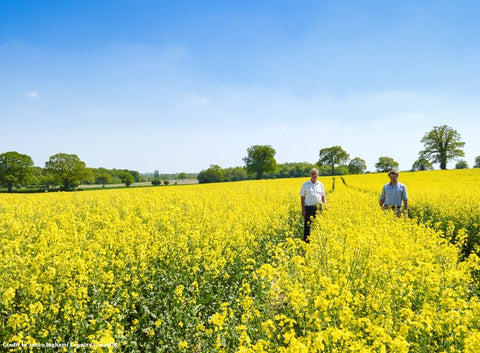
[379,170,408,217]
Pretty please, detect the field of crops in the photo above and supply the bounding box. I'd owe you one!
[343,169,480,258]
[1,169,480,352]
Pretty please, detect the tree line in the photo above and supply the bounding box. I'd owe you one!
[0,151,198,192]
[1,125,479,190]
[0,152,145,192]
[198,125,480,183]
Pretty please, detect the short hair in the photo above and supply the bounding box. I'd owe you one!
[388,170,399,176]
[310,168,319,175]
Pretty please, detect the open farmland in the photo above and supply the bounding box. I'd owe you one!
[1,170,480,352]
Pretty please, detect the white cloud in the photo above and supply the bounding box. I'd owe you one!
[28,91,39,99]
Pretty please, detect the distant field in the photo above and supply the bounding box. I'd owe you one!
[79,179,198,188]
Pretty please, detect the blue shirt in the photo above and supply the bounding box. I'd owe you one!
[380,182,408,207]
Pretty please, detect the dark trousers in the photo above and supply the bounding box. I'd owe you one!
[303,205,321,243]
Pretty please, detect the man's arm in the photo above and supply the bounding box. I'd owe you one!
[379,186,385,206]
[403,186,408,214]
[301,196,306,217]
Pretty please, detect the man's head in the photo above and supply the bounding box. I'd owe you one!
[388,170,399,183]
[310,168,319,182]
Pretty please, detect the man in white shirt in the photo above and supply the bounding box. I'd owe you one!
[299,168,328,243]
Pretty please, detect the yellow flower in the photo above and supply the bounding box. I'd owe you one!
[178,341,188,350]
[2,287,16,307]
[1,170,479,352]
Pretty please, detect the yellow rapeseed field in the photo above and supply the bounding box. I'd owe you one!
[1,170,480,352]
[343,169,480,257]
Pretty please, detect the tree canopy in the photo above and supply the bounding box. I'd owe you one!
[0,151,34,192]
[474,156,480,168]
[197,165,224,183]
[243,145,277,179]
[177,172,188,180]
[348,157,367,174]
[375,156,399,173]
[411,158,434,171]
[120,172,135,186]
[96,173,112,187]
[318,146,349,175]
[419,125,465,170]
[45,153,88,190]
[455,160,468,169]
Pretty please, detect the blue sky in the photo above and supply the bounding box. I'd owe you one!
[1,1,479,173]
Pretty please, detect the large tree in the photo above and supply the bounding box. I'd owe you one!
[243,145,277,179]
[348,157,367,174]
[419,125,465,170]
[375,156,399,173]
[318,146,349,175]
[0,151,34,192]
[45,153,88,190]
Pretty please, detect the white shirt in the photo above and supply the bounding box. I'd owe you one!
[299,180,325,206]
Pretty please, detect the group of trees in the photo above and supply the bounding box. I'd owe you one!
[197,125,479,183]
[197,162,319,183]
[2,125,478,190]
[0,152,143,192]
[0,151,198,192]
[316,125,471,174]
[142,171,196,182]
